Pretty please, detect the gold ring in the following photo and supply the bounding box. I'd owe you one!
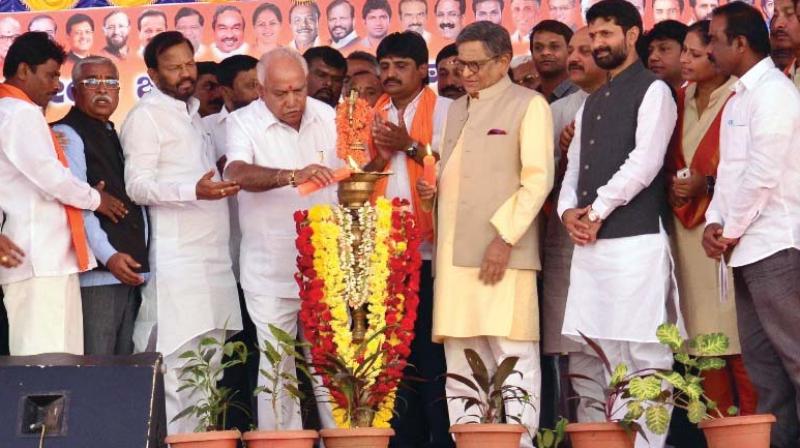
[0,255,9,263]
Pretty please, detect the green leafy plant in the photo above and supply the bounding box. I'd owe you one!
[172,334,250,432]
[254,324,312,430]
[536,417,567,448]
[625,323,737,436]
[444,348,534,425]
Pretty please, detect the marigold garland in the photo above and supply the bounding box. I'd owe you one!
[335,94,373,167]
[295,197,421,429]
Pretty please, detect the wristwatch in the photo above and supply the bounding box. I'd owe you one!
[405,141,420,158]
[587,208,601,223]
[705,176,715,196]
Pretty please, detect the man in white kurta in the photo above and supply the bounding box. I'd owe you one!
[557,4,678,447]
[225,48,339,431]
[120,31,242,434]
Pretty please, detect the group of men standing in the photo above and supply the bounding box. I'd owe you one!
[2,0,800,447]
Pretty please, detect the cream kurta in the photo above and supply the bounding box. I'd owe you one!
[671,79,741,354]
[433,96,553,343]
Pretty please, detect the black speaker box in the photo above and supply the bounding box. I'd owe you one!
[0,352,166,448]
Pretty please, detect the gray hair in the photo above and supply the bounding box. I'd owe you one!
[71,56,118,82]
[456,21,513,58]
[256,47,309,86]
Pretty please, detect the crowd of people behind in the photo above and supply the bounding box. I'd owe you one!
[2,0,800,447]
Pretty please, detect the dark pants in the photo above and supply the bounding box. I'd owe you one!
[734,248,800,448]
[81,283,140,355]
[219,284,259,435]
[390,261,454,448]
[0,290,7,356]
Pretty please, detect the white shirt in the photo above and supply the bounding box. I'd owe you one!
[0,96,100,284]
[331,30,359,50]
[203,107,242,281]
[211,42,251,61]
[225,97,340,298]
[381,90,451,260]
[121,86,241,355]
[557,81,676,220]
[550,89,588,170]
[287,36,322,52]
[557,79,679,343]
[706,57,800,267]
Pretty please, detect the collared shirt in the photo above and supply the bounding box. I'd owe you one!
[547,78,580,104]
[203,106,230,162]
[286,37,321,52]
[550,89,589,170]
[557,80,675,221]
[706,57,800,267]
[55,123,150,288]
[121,86,240,355]
[510,30,530,44]
[225,97,340,297]
[331,30,359,50]
[381,89,451,260]
[0,94,100,284]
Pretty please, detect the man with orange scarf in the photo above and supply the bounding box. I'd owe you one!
[665,20,757,438]
[0,32,125,356]
[364,31,453,448]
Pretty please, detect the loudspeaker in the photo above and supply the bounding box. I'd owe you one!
[0,352,166,448]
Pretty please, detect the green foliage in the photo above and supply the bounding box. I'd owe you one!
[172,334,249,432]
[536,417,567,448]
[610,363,628,387]
[691,333,729,356]
[253,324,311,430]
[686,400,707,424]
[656,324,683,351]
[445,348,533,425]
[628,376,662,401]
[644,405,670,435]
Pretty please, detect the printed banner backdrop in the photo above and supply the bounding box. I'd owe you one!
[0,0,771,123]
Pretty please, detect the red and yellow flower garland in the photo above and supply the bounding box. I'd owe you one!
[295,197,421,428]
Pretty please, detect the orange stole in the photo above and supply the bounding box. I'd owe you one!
[0,83,91,271]
[665,86,731,229]
[368,88,436,243]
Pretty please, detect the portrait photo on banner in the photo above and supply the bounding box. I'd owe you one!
[0,0,771,123]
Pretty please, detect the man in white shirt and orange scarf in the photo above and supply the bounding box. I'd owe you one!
[0,32,125,356]
[364,31,453,448]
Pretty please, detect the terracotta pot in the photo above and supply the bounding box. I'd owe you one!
[566,422,634,448]
[450,423,525,448]
[242,430,318,448]
[319,427,394,448]
[699,414,776,448]
[165,430,241,448]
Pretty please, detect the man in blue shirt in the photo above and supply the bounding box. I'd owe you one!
[53,56,149,355]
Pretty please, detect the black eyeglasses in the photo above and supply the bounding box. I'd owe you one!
[453,56,500,74]
[78,78,121,90]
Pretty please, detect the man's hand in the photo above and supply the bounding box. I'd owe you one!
[295,164,335,187]
[371,115,413,153]
[702,223,729,260]
[107,252,144,286]
[416,178,436,200]
[562,206,593,245]
[94,181,128,223]
[0,235,24,268]
[672,170,706,199]
[479,235,512,285]
[196,170,240,200]
[579,213,603,244]
[559,121,575,155]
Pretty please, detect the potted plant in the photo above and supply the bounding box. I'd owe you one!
[242,324,318,448]
[164,335,249,448]
[444,348,535,448]
[565,333,643,448]
[625,323,775,448]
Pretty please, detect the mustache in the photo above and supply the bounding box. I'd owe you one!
[593,46,611,57]
[439,22,455,29]
[332,26,347,32]
[440,84,465,94]
[772,29,789,38]
[91,94,114,105]
[568,62,584,71]
[383,77,402,86]
[210,97,224,107]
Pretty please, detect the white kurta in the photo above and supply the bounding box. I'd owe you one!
[557,80,680,343]
[121,87,241,356]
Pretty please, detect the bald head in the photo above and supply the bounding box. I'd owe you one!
[567,26,604,92]
[258,48,309,129]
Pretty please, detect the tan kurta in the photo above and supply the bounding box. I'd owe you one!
[671,79,741,354]
[433,95,553,343]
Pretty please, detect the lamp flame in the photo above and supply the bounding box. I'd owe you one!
[347,155,361,172]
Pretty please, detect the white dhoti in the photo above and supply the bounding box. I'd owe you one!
[2,274,83,355]
[563,224,681,448]
[443,336,541,448]
[244,293,335,431]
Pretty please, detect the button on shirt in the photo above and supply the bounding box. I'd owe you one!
[706,57,800,267]
[381,90,451,260]
[0,97,100,284]
[225,97,340,298]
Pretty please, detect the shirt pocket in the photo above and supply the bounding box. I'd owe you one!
[723,117,750,162]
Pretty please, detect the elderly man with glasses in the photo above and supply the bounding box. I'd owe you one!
[418,21,554,448]
[53,56,150,356]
